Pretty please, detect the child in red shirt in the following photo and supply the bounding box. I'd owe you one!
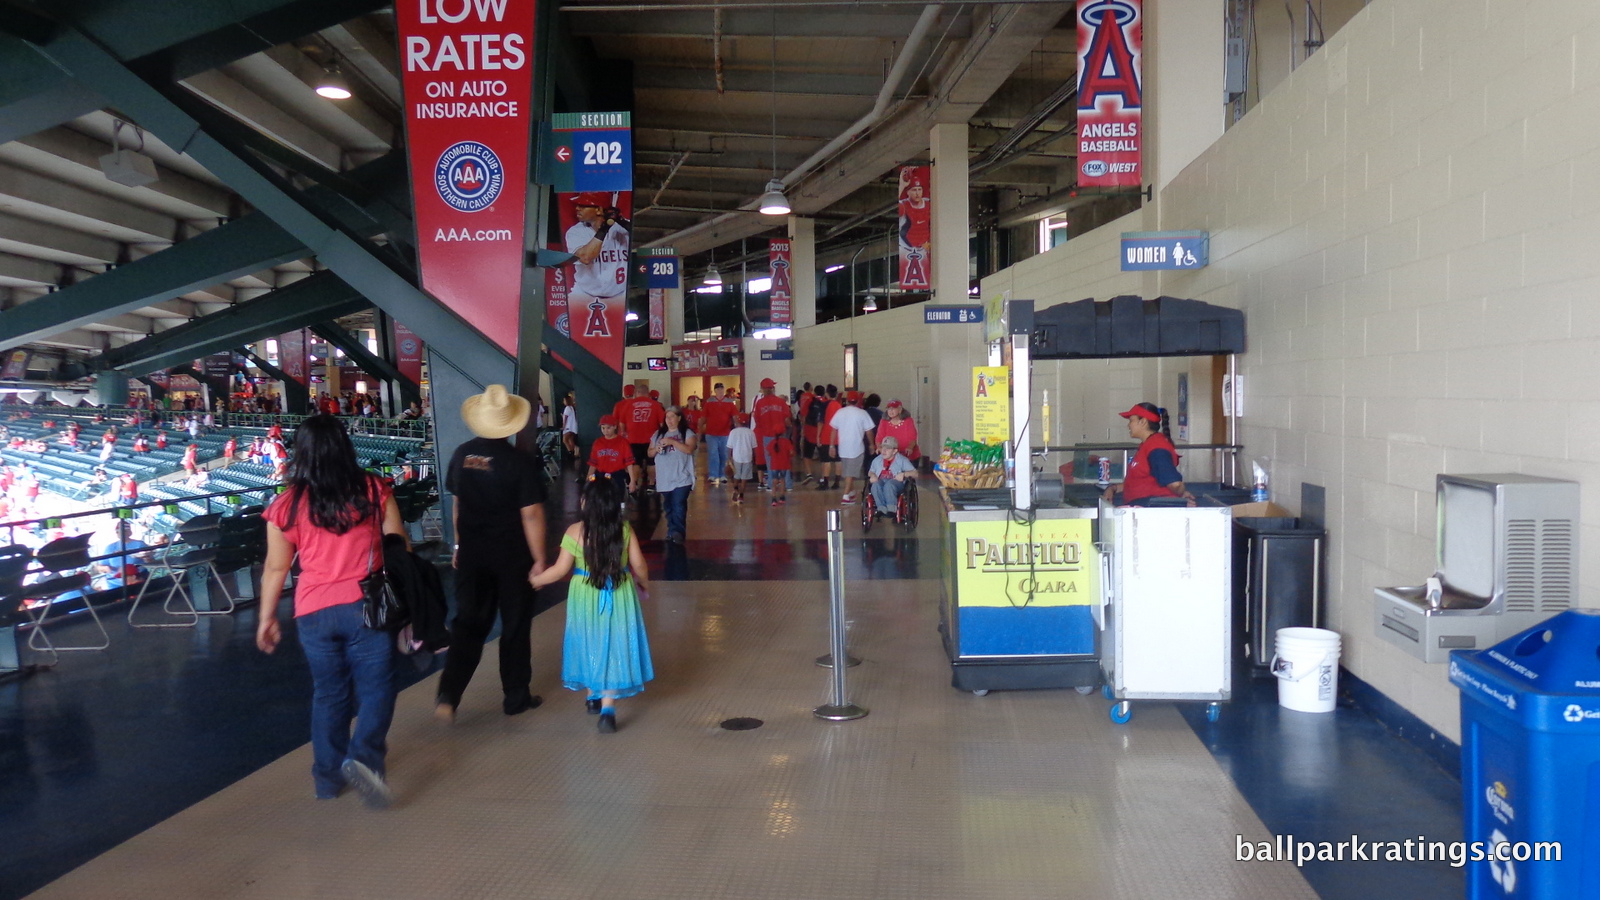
[587,415,632,493]
[767,423,796,507]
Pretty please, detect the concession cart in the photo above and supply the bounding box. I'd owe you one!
[937,296,1248,721]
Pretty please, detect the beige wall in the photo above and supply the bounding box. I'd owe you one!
[978,0,1600,741]
[793,304,935,428]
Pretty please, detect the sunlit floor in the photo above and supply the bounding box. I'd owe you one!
[4,468,1463,899]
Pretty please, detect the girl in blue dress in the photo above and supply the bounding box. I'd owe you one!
[531,477,652,733]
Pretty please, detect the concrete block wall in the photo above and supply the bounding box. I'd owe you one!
[977,0,1600,741]
[792,304,935,430]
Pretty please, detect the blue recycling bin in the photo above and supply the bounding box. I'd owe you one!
[1450,609,1600,898]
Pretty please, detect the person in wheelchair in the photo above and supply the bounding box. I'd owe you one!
[866,436,917,518]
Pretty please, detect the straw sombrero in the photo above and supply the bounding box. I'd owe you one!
[460,385,530,439]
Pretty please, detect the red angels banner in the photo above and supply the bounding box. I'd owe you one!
[392,320,425,385]
[396,0,537,355]
[1076,0,1143,187]
[555,190,631,373]
[278,329,308,385]
[768,239,793,324]
[647,288,665,341]
[897,166,931,290]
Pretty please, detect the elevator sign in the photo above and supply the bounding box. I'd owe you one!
[1120,231,1208,270]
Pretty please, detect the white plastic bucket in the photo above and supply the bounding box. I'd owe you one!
[1271,627,1341,713]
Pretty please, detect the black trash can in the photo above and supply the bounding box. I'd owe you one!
[1232,516,1326,673]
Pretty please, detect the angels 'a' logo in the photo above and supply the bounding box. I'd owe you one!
[770,258,792,300]
[902,247,929,289]
[583,300,610,337]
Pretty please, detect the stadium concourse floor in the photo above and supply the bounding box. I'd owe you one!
[1,468,1464,899]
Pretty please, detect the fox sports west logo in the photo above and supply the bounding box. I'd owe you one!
[435,141,504,212]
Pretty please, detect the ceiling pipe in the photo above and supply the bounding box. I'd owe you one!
[643,3,942,249]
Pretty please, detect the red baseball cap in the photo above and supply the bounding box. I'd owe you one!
[845,390,863,403]
[649,390,660,399]
[599,414,618,426]
[733,412,748,424]
[622,384,635,397]
[570,191,609,208]
[760,377,776,388]
[885,399,903,409]
[1118,404,1162,423]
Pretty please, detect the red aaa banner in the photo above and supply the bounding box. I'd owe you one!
[555,191,632,373]
[392,320,424,385]
[396,0,536,355]
[768,239,793,324]
[897,166,931,290]
[1076,0,1143,188]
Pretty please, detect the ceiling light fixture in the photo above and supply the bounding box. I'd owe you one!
[703,263,723,286]
[98,119,158,187]
[862,294,879,312]
[758,22,790,216]
[315,66,353,100]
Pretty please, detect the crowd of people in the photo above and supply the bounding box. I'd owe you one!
[558,377,922,541]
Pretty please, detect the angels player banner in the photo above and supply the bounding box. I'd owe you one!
[556,190,632,373]
[1076,0,1143,187]
[397,0,537,355]
[897,166,931,290]
[768,239,793,324]
[392,320,425,385]
[277,329,308,385]
[544,242,571,339]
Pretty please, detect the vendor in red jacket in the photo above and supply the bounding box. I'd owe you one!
[587,414,633,492]
[1105,403,1196,506]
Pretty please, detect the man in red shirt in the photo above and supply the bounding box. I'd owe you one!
[794,382,815,483]
[620,386,665,495]
[814,385,843,490]
[612,384,635,431]
[751,377,790,491]
[701,382,737,485]
[587,415,632,493]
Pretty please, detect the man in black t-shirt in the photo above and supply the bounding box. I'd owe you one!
[436,385,549,722]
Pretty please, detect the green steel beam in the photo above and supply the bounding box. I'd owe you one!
[0,212,306,352]
[101,271,366,375]
[239,348,310,415]
[27,25,512,391]
[309,320,421,405]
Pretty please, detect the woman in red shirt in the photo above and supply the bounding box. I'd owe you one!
[257,415,405,807]
[875,400,920,464]
[1104,403,1196,506]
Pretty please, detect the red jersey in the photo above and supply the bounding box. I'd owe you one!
[120,479,138,502]
[752,394,789,437]
[684,407,706,434]
[767,436,795,470]
[1121,433,1182,503]
[702,397,737,437]
[818,399,843,444]
[621,397,665,444]
[612,398,630,426]
[588,435,632,473]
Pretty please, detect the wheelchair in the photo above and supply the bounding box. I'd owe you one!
[860,478,918,532]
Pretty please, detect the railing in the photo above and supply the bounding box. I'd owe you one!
[2,407,431,441]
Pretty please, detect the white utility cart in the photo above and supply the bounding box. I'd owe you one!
[1097,503,1234,723]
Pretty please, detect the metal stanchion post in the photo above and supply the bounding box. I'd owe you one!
[814,509,867,721]
[815,505,860,667]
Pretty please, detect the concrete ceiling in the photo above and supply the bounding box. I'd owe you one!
[0,0,1084,363]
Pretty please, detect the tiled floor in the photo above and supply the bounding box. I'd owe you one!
[2,472,1465,899]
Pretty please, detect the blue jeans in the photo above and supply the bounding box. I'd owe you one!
[871,477,906,512]
[705,434,729,480]
[296,600,395,798]
[662,485,691,539]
